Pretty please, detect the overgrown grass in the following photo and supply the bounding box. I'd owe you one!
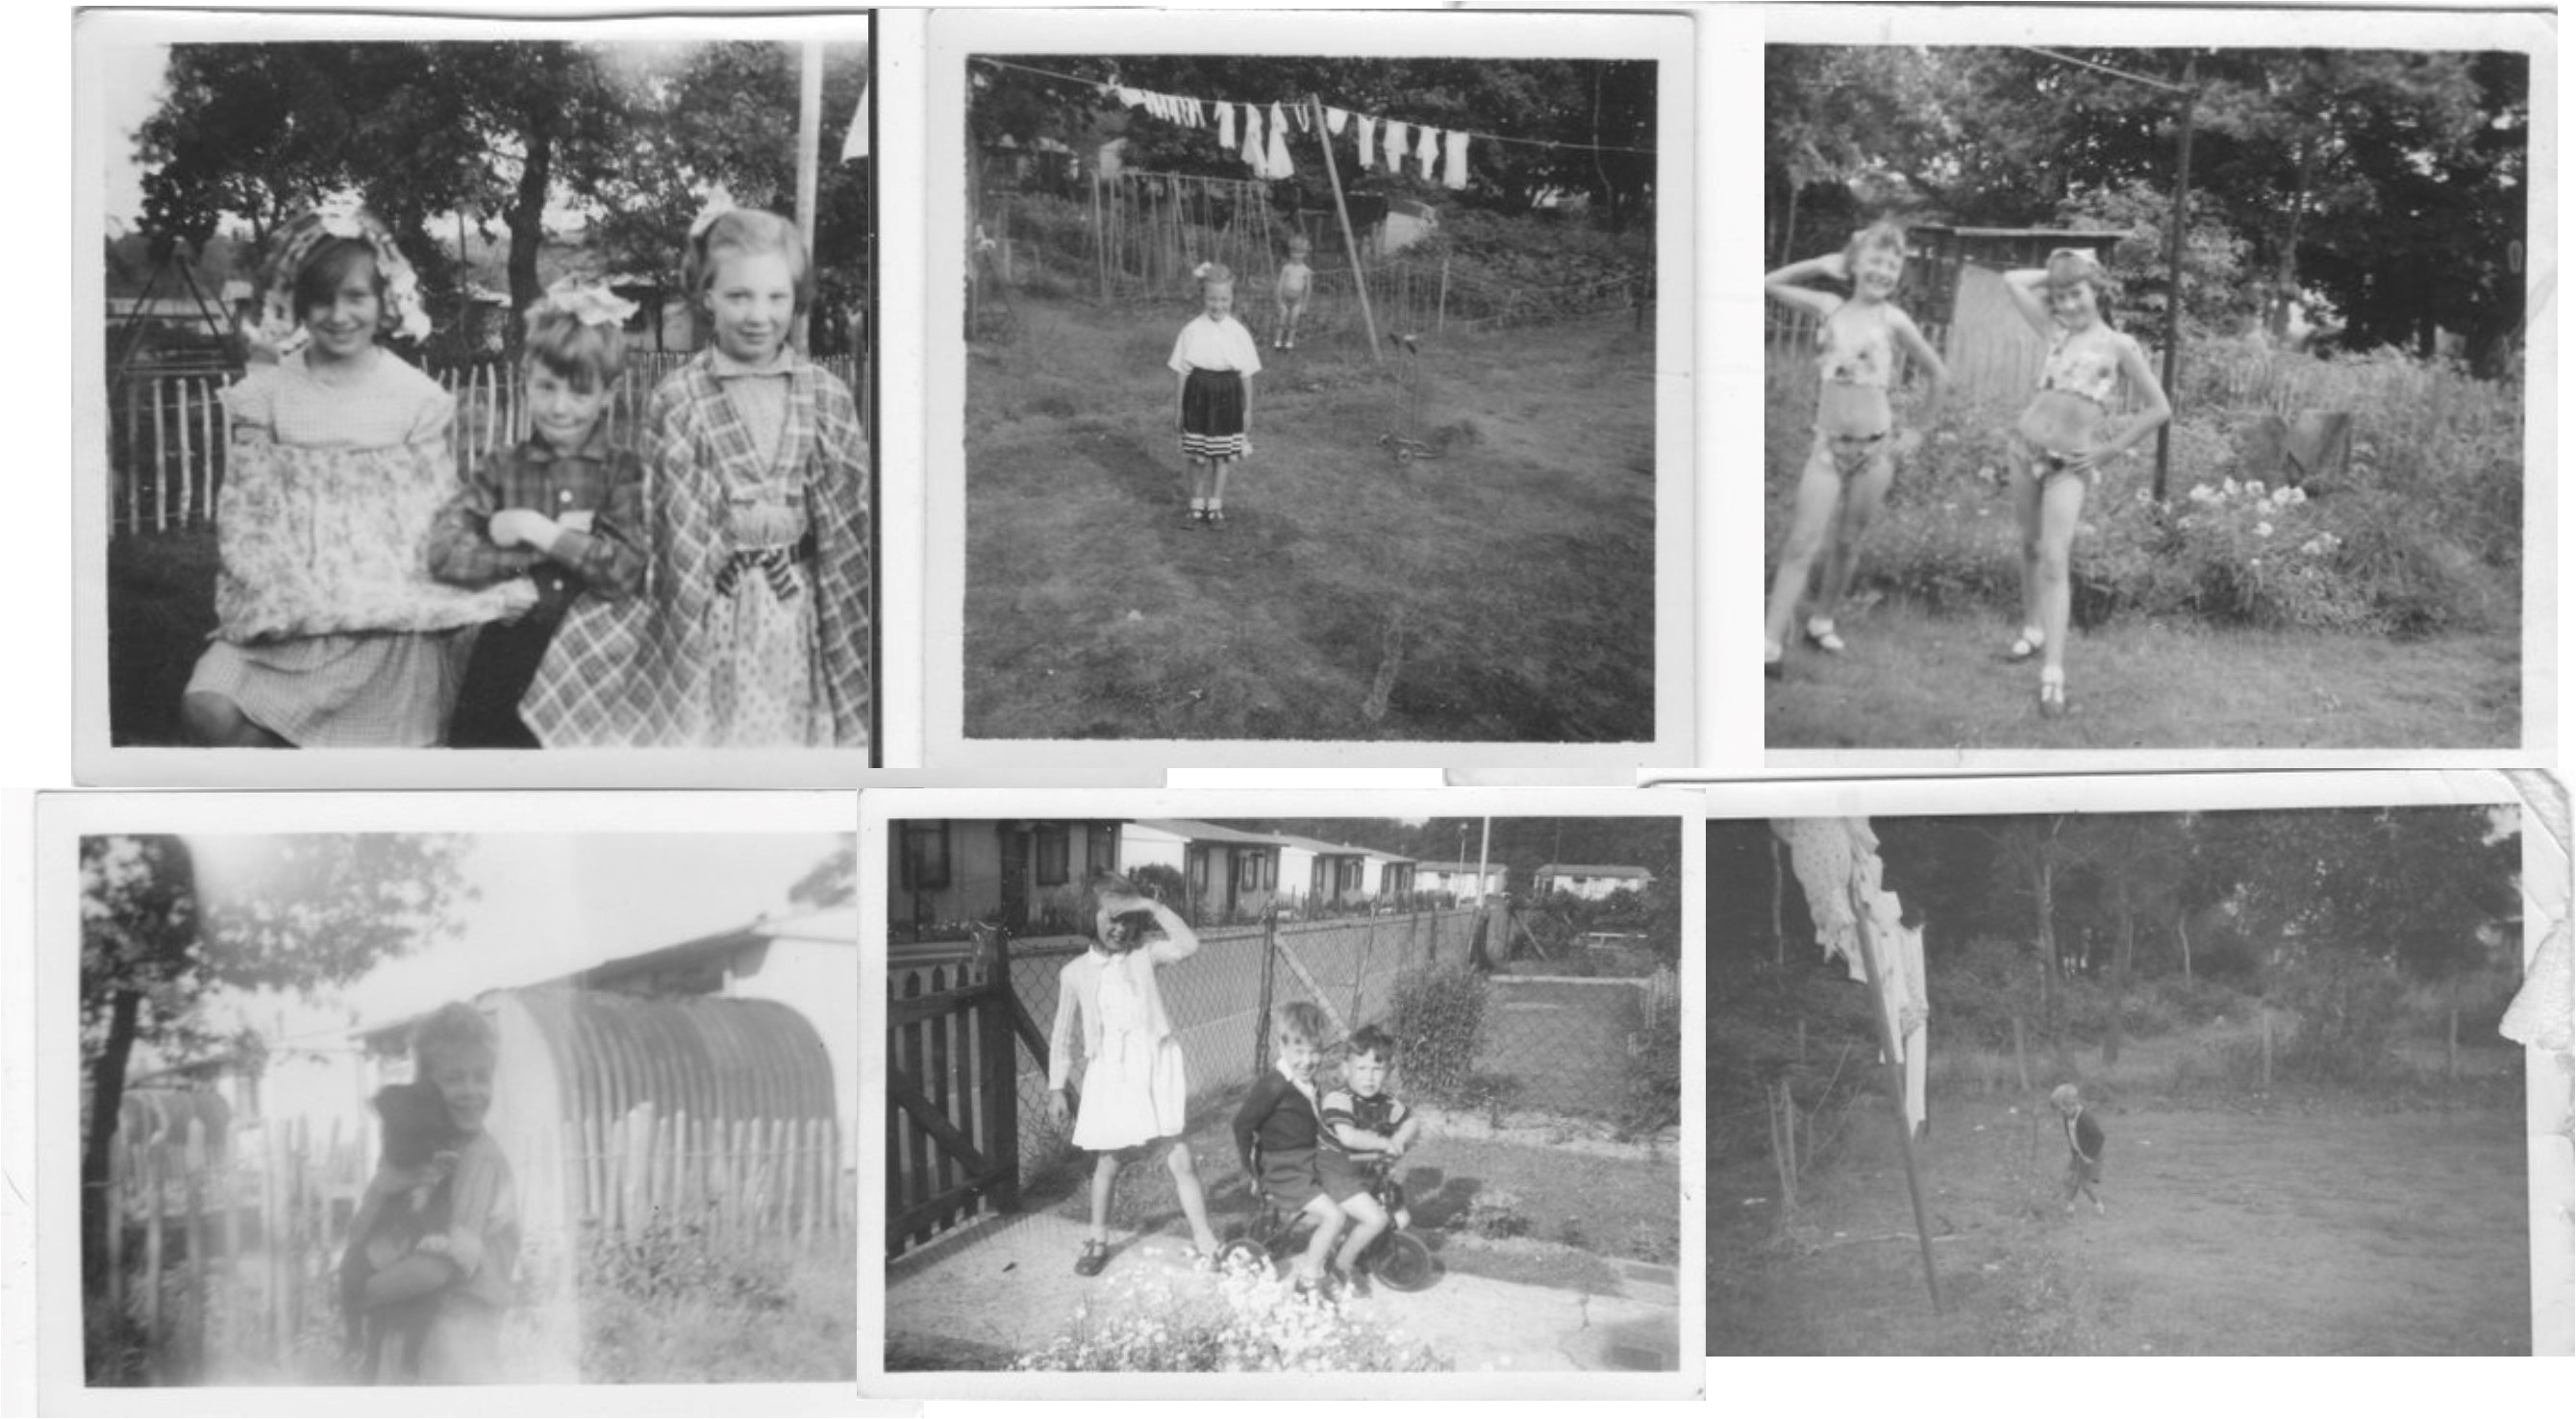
[108,530,221,746]
[965,294,1656,741]
[1763,336,2522,637]
[569,1217,858,1383]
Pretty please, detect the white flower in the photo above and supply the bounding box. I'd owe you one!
[2246,480,2266,497]
[2284,486,2308,505]
[2255,522,2273,537]
[2223,477,2241,496]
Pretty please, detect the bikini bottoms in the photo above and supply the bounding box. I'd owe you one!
[1814,430,1889,479]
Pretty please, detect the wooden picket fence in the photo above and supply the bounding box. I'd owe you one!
[98,1105,848,1377]
[564,1103,849,1240]
[100,1113,373,1375]
[108,352,870,535]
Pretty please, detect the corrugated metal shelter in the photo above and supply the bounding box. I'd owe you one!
[1907,226,2131,404]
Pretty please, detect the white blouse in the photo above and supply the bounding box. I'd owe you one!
[1167,314,1263,376]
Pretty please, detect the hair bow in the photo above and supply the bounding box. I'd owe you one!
[537,277,639,328]
[689,187,738,241]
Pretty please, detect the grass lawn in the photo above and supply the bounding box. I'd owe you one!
[963,296,1658,741]
[1711,1072,2529,1356]
[1763,599,2522,751]
[1034,1083,1678,1293]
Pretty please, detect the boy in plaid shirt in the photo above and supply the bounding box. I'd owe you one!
[429,283,648,747]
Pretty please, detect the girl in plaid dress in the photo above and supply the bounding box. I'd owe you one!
[1169,261,1262,527]
[521,203,871,748]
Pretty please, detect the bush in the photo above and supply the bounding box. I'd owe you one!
[1012,1253,1448,1372]
[1388,964,1489,1107]
[2269,958,2408,1083]
[1616,1006,1683,1137]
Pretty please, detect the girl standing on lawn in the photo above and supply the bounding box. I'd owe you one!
[1762,221,1948,677]
[1169,261,1262,527]
[1048,870,1227,1277]
[181,202,534,747]
[1997,248,2171,717]
[521,200,872,748]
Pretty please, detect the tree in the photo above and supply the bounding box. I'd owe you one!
[81,833,475,1289]
[788,834,859,909]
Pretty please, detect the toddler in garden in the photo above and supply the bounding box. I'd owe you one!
[1996,247,2171,718]
[428,281,647,748]
[521,200,872,748]
[1762,221,1949,677]
[2052,1082,2107,1214]
[1169,261,1262,527]
[181,201,534,748]
[1273,233,1314,350]
[1232,1001,1348,1295]
[1316,1024,1421,1296]
[338,1081,463,1382]
[1048,870,1226,1277]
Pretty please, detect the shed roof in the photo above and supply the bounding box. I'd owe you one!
[1131,818,1289,848]
[1537,863,1654,880]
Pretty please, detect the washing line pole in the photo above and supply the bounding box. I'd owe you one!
[1310,93,1384,363]
[795,41,824,353]
[1850,879,1941,1312]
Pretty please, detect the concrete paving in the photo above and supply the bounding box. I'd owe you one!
[886,1210,1680,1373]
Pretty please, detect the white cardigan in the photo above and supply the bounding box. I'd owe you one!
[1047,933,1199,1090]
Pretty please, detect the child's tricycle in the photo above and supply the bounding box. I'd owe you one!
[1217,1153,1436,1292]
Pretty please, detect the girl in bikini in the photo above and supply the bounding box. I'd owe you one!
[1763,222,1947,676]
[1998,248,2171,717]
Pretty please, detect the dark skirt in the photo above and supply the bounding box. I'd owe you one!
[1180,367,1247,461]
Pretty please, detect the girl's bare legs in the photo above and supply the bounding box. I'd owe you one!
[1813,447,1895,635]
[181,692,290,748]
[1296,1195,1346,1285]
[1088,1152,1122,1242]
[2008,452,2048,651]
[2033,473,2088,683]
[1763,440,1842,659]
[1163,1141,1223,1256]
[1332,1191,1390,1277]
[1209,459,1232,516]
[1187,456,1211,513]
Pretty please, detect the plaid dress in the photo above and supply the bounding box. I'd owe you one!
[520,349,871,748]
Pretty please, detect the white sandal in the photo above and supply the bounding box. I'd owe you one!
[1803,617,1846,655]
[1763,641,1785,681]
[2006,626,2046,662]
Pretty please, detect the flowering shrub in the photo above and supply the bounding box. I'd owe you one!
[1011,1252,1449,1373]
[2165,478,2375,630]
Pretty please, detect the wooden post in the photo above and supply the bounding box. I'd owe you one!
[1310,94,1383,363]
[141,1141,163,1333]
[987,928,1021,1212]
[1438,255,1450,332]
[263,1127,285,1358]
[1795,1017,1806,1064]
[2153,56,2197,504]
[183,1119,207,1357]
[794,41,823,353]
[106,1138,126,1312]
[150,387,168,533]
[1782,1083,1798,1209]
[2447,1007,2460,1083]
[1850,882,1941,1311]
[2261,1008,2273,1090]
[2013,1014,2032,1092]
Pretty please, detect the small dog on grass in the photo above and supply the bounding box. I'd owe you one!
[2051,1083,2105,1215]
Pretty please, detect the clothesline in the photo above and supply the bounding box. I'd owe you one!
[968,54,1658,159]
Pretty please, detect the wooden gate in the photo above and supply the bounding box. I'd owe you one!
[887,931,1037,1255]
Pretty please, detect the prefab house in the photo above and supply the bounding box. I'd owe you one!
[1123,819,1285,923]
[890,819,1124,934]
[1414,859,1507,901]
[1534,862,1656,901]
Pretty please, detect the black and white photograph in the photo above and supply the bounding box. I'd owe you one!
[35,794,862,1398]
[923,10,1694,766]
[81,12,880,770]
[1705,775,2565,1357]
[1759,11,2550,754]
[866,791,1701,1394]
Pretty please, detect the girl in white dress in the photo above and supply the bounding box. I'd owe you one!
[1047,871,1225,1276]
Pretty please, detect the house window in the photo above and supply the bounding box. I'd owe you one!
[1338,859,1363,893]
[1035,826,1070,886]
[899,822,950,891]
[1190,851,1210,891]
[1088,825,1117,874]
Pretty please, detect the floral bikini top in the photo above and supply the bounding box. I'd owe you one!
[2039,328,2121,407]
[1815,304,1892,389]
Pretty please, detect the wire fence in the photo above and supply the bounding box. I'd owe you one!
[108,352,870,535]
[885,904,1681,1257]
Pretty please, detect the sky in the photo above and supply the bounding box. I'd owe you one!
[186,831,849,1058]
[95,41,165,228]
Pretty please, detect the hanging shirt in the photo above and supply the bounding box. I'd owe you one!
[1383,119,1409,172]
[1415,124,1440,180]
[1267,103,1293,178]
[1324,106,1349,136]
[1240,104,1265,173]
[1443,130,1471,189]
[1355,114,1377,169]
[1218,101,1236,149]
